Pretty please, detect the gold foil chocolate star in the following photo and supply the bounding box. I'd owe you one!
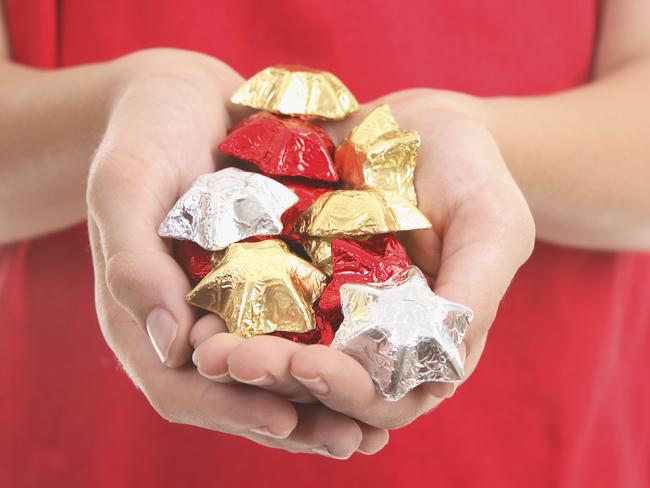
[187,239,327,338]
[335,105,420,204]
[230,65,359,120]
[293,189,432,238]
[301,237,333,276]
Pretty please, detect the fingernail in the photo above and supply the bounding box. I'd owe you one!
[145,308,178,364]
[428,382,456,399]
[197,367,232,382]
[250,427,291,439]
[357,442,388,455]
[292,374,329,396]
[229,372,276,386]
[357,448,380,456]
[312,447,351,460]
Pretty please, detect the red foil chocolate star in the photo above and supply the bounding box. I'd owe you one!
[219,112,339,182]
[317,235,412,330]
[173,240,215,286]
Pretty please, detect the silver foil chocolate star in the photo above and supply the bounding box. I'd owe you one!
[331,266,474,401]
[158,167,298,251]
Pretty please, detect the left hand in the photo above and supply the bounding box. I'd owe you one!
[192,89,535,431]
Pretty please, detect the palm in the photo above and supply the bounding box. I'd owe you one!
[194,90,535,430]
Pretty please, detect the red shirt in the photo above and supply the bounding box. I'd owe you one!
[1,1,649,487]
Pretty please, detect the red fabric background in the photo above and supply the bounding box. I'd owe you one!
[1,1,649,487]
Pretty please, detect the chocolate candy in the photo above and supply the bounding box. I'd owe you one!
[293,188,432,238]
[301,237,333,276]
[271,311,334,346]
[335,104,420,204]
[186,239,326,338]
[158,168,298,251]
[220,112,338,182]
[317,235,412,330]
[230,65,359,120]
[277,179,332,241]
[331,266,474,401]
[173,240,216,286]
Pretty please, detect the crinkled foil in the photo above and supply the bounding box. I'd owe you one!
[186,239,327,338]
[158,168,298,251]
[230,65,359,120]
[293,188,431,238]
[301,237,333,276]
[271,311,335,345]
[317,235,411,329]
[331,266,474,401]
[335,105,420,204]
[278,180,331,241]
[219,111,338,182]
[173,240,216,286]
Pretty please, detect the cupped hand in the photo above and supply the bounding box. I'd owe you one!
[193,89,535,429]
[87,49,388,457]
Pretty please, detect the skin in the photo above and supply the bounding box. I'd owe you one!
[1,0,649,458]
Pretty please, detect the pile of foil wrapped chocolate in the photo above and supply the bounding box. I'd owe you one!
[159,66,474,401]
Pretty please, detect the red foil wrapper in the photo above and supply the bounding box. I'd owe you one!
[271,311,335,345]
[278,179,332,241]
[317,235,412,329]
[173,240,215,286]
[219,112,339,182]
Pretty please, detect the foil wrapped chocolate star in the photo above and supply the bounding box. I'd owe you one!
[318,235,411,329]
[335,104,420,204]
[173,240,218,286]
[293,188,432,238]
[186,239,327,338]
[331,266,474,401]
[276,179,332,242]
[301,237,334,276]
[158,168,298,251]
[230,65,359,120]
[271,310,335,346]
[219,112,338,182]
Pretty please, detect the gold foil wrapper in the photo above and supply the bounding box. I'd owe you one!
[335,105,420,204]
[301,237,333,276]
[294,189,432,238]
[230,65,359,120]
[186,239,327,338]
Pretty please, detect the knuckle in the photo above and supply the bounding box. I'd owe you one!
[104,252,140,306]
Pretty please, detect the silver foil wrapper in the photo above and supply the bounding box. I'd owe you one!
[158,167,298,251]
[331,266,474,401]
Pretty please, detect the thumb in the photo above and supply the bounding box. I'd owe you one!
[87,145,203,368]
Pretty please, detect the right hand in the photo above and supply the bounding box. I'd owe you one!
[87,49,388,458]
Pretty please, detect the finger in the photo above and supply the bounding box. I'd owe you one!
[226,336,316,403]
[433,179,535,376]
[357,422,390,455]
[192,332,244,383]
[87,84,231,367]
[247,404,366,459]
[89,218,298,439]
[290,346,435,429]
[189,313,228,349]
